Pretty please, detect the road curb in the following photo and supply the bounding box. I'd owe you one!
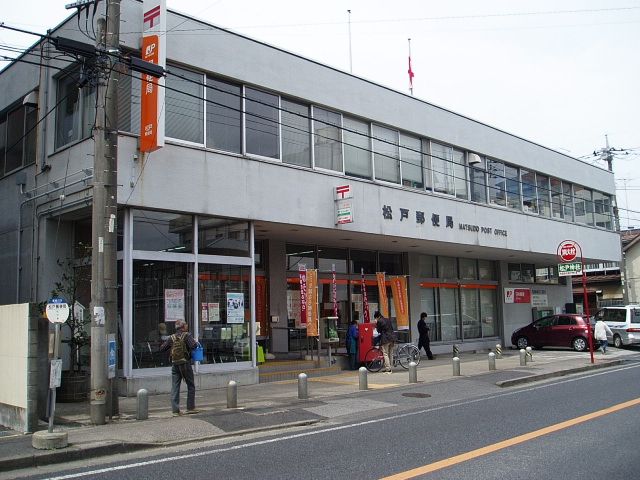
[0,419,322,472]
[495,359,626,387]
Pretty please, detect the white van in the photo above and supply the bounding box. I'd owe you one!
[594,305,640,348]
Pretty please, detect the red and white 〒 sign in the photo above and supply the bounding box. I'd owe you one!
[335,184,353,200]
[140,0,166,153]
[557,240,579,262]
[504,288,531,304]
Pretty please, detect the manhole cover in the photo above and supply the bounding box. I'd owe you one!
[401,393,431,398]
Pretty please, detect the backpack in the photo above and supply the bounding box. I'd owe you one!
[170,333,189,365]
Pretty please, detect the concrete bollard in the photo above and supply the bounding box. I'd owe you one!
[409,361,418,383]
[495,344,502,359]
[298,373,308,399]
[519,349,527,366]
[136,388,148,420]
[227,380,238,408]
[358,366,368,390]
[452,356,461,376]
[525,346,534,362]
[488,352,496,371]
[452,344,460,358]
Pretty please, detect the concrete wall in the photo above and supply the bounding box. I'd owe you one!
[0,304,48,433]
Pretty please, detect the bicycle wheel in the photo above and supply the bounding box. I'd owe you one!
[364,347,384,372]
[398,344,421,369]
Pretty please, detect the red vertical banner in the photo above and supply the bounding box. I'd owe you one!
[306,269,319,337]
[332,264,338,318]
[299,266,307,326]
[376,272,389,318]
[361,268,370,324]
[255,276,266,335]
[390,276,409,330]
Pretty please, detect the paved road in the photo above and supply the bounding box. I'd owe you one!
[11,357,640,480]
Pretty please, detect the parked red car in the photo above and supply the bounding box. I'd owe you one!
[511,314,593,352]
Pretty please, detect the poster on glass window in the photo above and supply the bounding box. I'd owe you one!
[164,289,185,322]
[227,293,245,324]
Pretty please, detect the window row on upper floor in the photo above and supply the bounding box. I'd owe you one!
[51,63,615,230]
[0,101,36,177]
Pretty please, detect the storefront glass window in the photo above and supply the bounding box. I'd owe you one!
[478,260,496,280]
[206,77,241,153]
[419,287,439,341]
[319,281,348,345]
[132,261,193,369]
[438,256,457,279]
[286,244,315,271]
[400,134,423,189]
[245,87,279,159]
[165,66,203,144]
[351,282,379,324]
[282,99,311,167]
[480,289,497,337]
[318,247,347,274]
[198,218,249,256]
[535,266,559,284]
[373,125,400,184]
[440,287,460,341]
[198,264,251,364]
[461,288,480,339]
[418,254,436,278]
[343,116,371,179]
[459,258,478,280]
[133,210,193,253]
[379,252,403,275]
[350,250,376,274]
[313,107,342,172]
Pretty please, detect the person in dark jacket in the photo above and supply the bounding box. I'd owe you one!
[346,320,359,370]
[160,320,199,416]
[374,311,397,374]
[417,312,434,360]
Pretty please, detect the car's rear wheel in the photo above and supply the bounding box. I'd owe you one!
[572,337,587,352]
[613,334,623,349]
[516,337,528,349]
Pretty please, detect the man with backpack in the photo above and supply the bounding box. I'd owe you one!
[160,320,199,416]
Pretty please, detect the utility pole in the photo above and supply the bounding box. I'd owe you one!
[90,0,120,425]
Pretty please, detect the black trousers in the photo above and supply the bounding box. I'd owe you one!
[418,338,434,359]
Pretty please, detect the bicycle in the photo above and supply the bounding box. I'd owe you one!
[364,343,421,372]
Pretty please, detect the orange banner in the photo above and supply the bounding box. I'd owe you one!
[306,269,319,337]
[376,272,389,318]
[140,35,161,152]
[390,276,409,330]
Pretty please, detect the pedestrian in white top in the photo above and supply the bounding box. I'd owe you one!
[594,319,613,354]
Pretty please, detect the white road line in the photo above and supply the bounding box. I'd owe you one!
[46,362,640,480]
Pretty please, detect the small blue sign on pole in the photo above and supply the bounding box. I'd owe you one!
[107,334,116,379]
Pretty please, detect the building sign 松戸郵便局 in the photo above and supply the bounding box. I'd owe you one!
[504,288,531,304]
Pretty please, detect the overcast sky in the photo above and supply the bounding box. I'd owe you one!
[2,0,639,226]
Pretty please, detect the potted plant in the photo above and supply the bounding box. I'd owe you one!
[49,242,92,402]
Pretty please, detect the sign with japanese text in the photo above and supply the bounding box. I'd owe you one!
[299,265,307,326]
[140,0,166,152]
[305,269,319,337]
[390,276,409,330]
[164,289,185,322]
[557,240,579,262]
[376,272,389,318]
[226,293,245,324]
[558,262,583,276]
[361,268,370,323]
[46,297,69,324]
[504,288,531,304]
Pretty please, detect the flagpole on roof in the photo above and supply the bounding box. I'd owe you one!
[348,9,353,73]
[408,37,414,96]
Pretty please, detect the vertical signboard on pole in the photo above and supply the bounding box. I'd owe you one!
[140,0,166,152]
[306,269,319,337]
[390,276,409,330]
[299,265,307,327]
[361,268,370,324]
[376,272,389,318]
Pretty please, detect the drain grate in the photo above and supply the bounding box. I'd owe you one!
[401,392,431,398]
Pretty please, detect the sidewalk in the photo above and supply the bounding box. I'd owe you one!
[0,348,635,472]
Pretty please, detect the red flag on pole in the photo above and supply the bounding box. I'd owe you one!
[408,56,414,88]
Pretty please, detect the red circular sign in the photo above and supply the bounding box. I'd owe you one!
[558,240,579,262]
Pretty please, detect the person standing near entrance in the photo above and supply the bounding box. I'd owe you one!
[346,320,359,370]
[374,311,397,374]
[417,312,434,360]
[160,320,199,416]
[594,317,613,354]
